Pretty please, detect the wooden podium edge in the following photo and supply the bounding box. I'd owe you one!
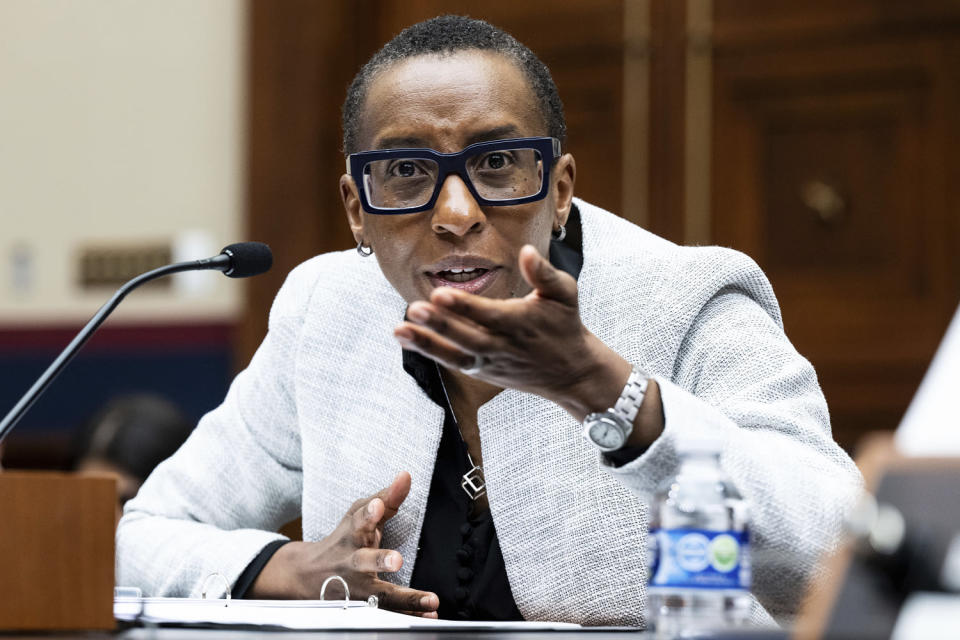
[0,471,116,631]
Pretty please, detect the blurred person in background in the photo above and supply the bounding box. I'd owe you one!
[72,393,193,522]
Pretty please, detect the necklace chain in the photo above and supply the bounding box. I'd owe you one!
[436,363,486,500]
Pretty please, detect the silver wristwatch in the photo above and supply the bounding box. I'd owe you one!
[582,367,649,452]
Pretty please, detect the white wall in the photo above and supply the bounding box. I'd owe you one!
[0,0,246,325]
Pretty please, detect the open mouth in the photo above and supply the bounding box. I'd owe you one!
[435,267,489,283]
[425,260,500,295]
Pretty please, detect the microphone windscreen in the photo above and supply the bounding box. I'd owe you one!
[220,242,273,278]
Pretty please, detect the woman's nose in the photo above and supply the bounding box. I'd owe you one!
[430,174,486,237]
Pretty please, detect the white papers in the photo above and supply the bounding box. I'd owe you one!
[114,597,581,631]
[891,592,960,640]
[895,303,960,456]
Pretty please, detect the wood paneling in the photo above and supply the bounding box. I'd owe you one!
[712,2,960,448]
[242,0,379,367]
[647,0,687,244]
[713,0,960,52]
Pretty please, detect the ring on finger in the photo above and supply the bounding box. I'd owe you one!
[460,353,485,376]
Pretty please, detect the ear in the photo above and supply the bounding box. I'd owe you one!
[340,173,366,244]
[551,153,576,228]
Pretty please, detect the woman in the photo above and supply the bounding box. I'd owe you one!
[118,16,861,626]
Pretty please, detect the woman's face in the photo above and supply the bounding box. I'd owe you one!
[340,50,575,304]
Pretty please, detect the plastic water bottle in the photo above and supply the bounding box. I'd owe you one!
[646,435,751,637]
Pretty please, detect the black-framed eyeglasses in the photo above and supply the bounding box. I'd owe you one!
[347,136,561,215]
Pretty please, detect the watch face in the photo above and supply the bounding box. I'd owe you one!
[588,417,625,450]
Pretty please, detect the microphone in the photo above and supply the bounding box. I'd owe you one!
[203,241,273,278]
[0,242,273,444]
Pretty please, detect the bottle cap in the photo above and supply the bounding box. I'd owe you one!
[675,432,723,455]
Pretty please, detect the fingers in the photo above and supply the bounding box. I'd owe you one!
[351,497,385,545]
[518,244,578,305]
[416,247,577,334]
[395,320,486,372]
[407,303,491,355]
[371,583,439,614]
[350,548,403,573]
[379,471,411,519]
[349,471,413,547]
[396,610,440,619]
[427,287,523,332]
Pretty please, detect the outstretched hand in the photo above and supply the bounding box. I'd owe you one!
[249,472,439,617]
[395,245,632,419]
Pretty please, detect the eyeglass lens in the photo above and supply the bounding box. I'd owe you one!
[362,147,544,209]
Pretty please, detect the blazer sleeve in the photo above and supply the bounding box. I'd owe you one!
[115,263,314,597]
[602,287,863,622]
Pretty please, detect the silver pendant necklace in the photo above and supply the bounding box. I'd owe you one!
[436,363,486,500]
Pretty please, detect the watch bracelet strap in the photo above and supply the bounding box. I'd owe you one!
[613,367,648,424]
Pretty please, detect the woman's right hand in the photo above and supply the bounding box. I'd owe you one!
[248,471,439,617]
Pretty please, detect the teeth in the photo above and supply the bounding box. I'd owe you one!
[438,267,486,283]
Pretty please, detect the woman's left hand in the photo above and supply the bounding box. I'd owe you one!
[394,244,632,420]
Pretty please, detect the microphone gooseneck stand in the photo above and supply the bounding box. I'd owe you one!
[0,253,237,444]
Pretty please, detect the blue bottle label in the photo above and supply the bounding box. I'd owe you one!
[648,528,750,590]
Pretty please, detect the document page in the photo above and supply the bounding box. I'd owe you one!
[895,303,960,456]
[115,597,581,631]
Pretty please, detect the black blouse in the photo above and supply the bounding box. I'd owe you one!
[399,207,585,620]
[401,347,523,620]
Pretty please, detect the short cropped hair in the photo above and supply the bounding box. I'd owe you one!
[342,15,566,154]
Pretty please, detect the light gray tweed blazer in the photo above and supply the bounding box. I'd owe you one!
[117,198,861,627]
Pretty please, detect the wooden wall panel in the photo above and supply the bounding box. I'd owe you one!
[713,0,960,51]
[712,2,960,448]
[647,0,687,244]
[242,1,379,366]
